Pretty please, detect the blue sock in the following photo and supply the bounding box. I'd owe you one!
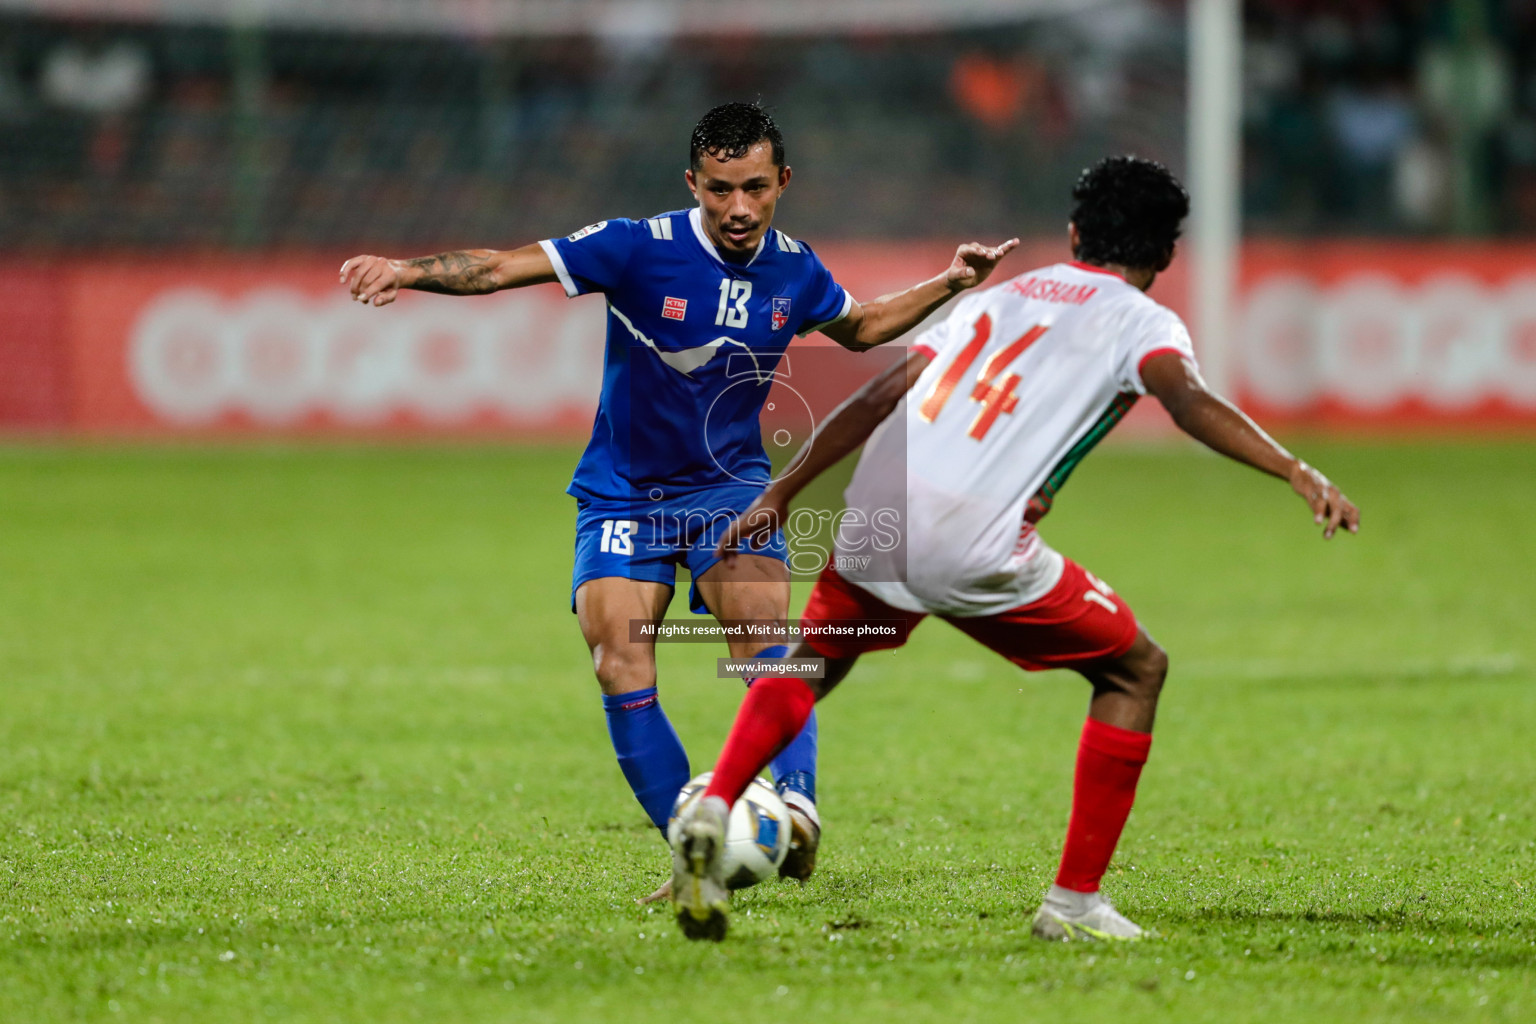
[753,644,818,804]
[601,687,690,833]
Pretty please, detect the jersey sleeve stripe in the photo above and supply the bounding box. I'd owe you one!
[1136,345,1191,376]
[538,238,580,298]
[911,343,937,360]
[797,288,855,337]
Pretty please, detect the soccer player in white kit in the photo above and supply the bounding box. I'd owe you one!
[669,156,1360,942]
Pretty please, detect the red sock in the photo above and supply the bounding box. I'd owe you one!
[1054,717,1153,893]
[704,676,817,807]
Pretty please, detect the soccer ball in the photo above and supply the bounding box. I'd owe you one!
[667,772,790,890]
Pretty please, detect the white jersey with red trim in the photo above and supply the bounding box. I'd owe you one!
[834,261,1196,617]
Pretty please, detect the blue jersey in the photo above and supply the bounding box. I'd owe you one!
[540,207,852,505]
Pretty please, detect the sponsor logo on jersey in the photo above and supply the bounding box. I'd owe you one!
[662,296,688,321]
[566,220,609,242]
[771,296,791,331]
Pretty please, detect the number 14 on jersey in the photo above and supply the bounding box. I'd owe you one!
[918,312,1048,440]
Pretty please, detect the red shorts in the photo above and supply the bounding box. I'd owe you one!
[799,558,1139,672]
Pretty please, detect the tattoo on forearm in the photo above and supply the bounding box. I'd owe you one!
[404,251,498,294]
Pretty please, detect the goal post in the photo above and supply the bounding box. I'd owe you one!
[1187,0,1242,398]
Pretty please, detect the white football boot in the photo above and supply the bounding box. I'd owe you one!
[670,794,730,941]
[1031,885,1146,942]
[778,790,821,882]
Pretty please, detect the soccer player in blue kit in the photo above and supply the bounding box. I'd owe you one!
[340,103,1017,895]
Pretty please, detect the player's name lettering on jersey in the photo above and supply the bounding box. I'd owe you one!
[1007,276,1098,305]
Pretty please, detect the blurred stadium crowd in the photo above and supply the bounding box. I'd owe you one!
[0,0,1528,250]
[1245,0,1536,236]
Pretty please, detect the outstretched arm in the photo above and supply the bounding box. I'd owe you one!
[340,243,559,306]
[820,240,1018,351]
[1141,352,1360,539]
[717,348,933,563]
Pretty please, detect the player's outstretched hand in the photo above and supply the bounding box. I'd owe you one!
[946,238,1020,292]
[715,491,790,567]
[1289,460,1360,540]
[340,255,405,307]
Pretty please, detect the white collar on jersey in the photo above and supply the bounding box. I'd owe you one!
[688,206,767,269]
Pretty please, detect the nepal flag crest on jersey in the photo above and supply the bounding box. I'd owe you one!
[772,296,791,332]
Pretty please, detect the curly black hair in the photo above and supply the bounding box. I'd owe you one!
[1070,156,1190,271]
[689,102,785,170]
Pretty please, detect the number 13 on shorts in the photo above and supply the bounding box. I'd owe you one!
[599,519,638,555]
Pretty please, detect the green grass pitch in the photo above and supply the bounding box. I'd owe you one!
[2,440,1533,1023]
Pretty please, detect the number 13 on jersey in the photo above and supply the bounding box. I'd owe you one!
[716,279,751,328]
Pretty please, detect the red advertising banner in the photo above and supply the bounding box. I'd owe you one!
[1,241,1533,436]
[1237,242,1536,429]
[59,258,609,437]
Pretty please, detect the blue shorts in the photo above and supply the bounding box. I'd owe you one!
[571,489,788,615]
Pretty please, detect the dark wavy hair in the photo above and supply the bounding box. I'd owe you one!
[689,102,785,170]
[1070,156,1189,271]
